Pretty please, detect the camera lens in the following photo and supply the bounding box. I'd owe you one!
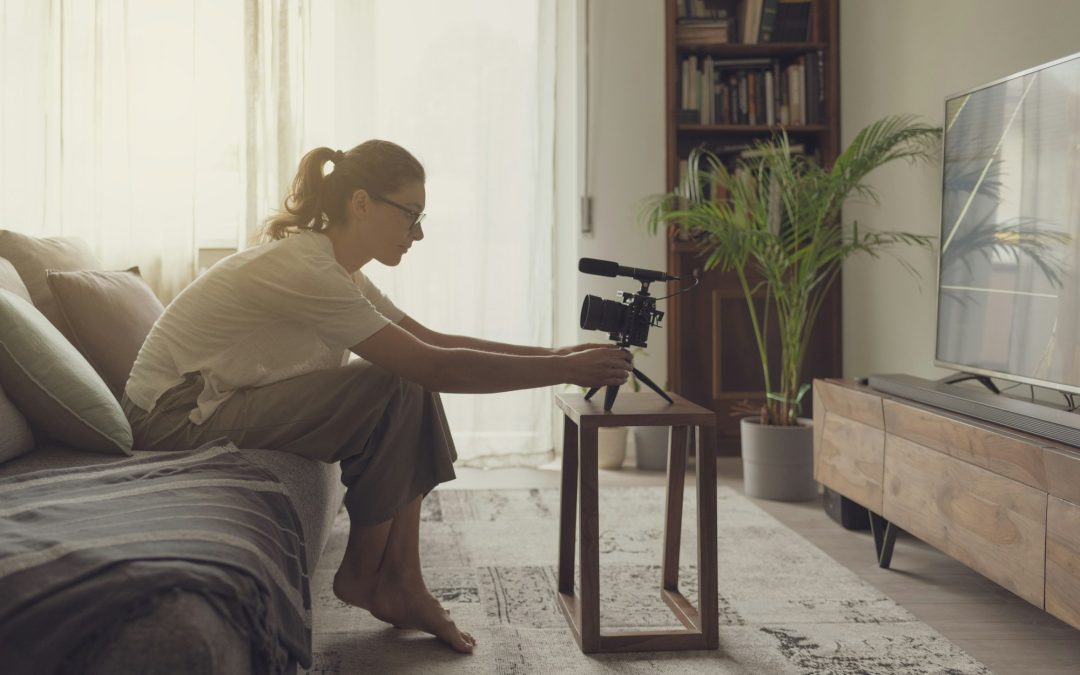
[580,294,626,333]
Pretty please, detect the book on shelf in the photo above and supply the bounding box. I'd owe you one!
[676,0,736,21]
[758,0,781,43]
[676,21,732,45]
[772,0,812,43]
[738,0,763,44]
[679,53,822,126]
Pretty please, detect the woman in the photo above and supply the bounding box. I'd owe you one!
[122,140,632,654]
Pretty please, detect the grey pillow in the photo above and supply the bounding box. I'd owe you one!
[0,383,34,465]
[0,289,133,455]
[47,267,165,400]
[0,230,102,342]
[0,257,32,303]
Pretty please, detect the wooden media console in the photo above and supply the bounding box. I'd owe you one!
[813,378,1080,630]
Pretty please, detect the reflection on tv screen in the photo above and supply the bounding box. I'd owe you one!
[937,53,1079,390]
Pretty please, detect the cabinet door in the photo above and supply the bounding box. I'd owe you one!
[1046,496,1080,630]
[883,434,1047,607]
[813,380,885,512]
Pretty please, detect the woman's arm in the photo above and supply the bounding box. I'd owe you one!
[397,315,608,357]
[352,321,631,394]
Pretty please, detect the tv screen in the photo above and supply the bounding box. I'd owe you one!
[936,52,1080,393]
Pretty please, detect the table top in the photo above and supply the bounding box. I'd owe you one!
[555,390,716,427]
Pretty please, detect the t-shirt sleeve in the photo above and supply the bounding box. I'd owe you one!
[352,271,405,323]
[245,249,392,351]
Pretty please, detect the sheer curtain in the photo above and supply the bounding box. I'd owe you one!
[2,0,558,467]
[0,0,307,301]
[304,1,557,467]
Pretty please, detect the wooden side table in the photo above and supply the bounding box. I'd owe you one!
[554,391,719,653]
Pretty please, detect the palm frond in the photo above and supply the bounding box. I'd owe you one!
[639,115,941,425]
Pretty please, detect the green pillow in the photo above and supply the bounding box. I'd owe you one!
[0,289,133,455]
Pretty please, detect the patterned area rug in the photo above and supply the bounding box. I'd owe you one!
[303,485,990,674]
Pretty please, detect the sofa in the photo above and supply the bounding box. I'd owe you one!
[0,229,346,674]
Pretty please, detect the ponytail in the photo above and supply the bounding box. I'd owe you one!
[261,140,426,242]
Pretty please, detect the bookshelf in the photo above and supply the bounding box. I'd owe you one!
[663,0,842,454]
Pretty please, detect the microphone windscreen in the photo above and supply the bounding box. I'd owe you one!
[578,257,619,277]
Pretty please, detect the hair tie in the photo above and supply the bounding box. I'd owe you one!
[331,149,345,165]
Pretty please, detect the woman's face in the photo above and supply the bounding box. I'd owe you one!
[351,181,426,267]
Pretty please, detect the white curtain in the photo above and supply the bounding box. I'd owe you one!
[0,0,307,301]
[2,0,559,467]
[303,0,557,467]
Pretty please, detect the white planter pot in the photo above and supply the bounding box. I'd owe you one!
[597,427,628,469]
[631,426,671,470]
[740,417,818,501]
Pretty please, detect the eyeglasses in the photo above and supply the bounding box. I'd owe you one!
[373,195,426,232]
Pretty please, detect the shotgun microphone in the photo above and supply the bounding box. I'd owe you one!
[578,257,680,282]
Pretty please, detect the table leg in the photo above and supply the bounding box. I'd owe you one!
[558,416,579,594]
[662,426,688,592]
[578,422,600,652]
[695,426,719,649]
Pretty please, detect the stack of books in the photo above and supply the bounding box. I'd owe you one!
[676,0,737,44]
[679,52,825,126]
[739,0,813,45]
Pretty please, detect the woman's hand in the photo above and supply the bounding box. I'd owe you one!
[553,342,612,357]
[561,346,633,388]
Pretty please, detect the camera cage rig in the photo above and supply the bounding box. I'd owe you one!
[577,260,700,411]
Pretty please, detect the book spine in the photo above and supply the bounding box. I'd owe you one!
[764,70,774,126]
[738,71,748,124]
[748,71,757,124]
[704,56,713,124]
[812,48,820,123]
[759,0,780,43]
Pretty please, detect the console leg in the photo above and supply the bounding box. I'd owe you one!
[869,510,899,569]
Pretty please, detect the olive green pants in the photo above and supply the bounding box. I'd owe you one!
[122,360,458,527]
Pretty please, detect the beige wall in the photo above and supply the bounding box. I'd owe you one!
[841,0,1080,379]
[578,0,668,386]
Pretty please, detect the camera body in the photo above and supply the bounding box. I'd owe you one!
[576,257,683,409]
[579,286,664,348]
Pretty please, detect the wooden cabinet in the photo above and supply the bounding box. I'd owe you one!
[663,0,842,453]
[814,378,1080,630]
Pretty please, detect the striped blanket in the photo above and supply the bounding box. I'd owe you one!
[0,440,311,674]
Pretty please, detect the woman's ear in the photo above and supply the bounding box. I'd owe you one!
[348,188,370,221]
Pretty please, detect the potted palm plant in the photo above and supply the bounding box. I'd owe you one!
[641,114,941,500]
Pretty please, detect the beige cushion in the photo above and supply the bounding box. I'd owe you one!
[47,267,165,399]
[0,230,102,342]
[0,257,32,303]
[0,384,34,465]
[0,289,133,455]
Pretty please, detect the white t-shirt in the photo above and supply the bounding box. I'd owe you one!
[125,230,404,424]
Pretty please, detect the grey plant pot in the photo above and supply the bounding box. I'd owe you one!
[631,426,671,471]
[740,417,818,501]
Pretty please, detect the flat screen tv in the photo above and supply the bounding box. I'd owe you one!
[936,51,1080,395]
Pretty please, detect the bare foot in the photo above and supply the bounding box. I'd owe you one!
[333,570,476,653]
[332,568,375,610]
[370,581,477,654]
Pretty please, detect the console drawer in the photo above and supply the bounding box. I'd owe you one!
[1045,448,1080,506]
[883,399,1047,490]
[816,413,884,512]
[883,434,1047,607]
[1046,496,1080,630]
[814,380,885,512]
[815,379,885,429]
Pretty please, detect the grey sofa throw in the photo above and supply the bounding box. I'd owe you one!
[0,440,311,674]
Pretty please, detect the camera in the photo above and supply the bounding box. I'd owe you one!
[577,258,684,409]
[579,291,663,348]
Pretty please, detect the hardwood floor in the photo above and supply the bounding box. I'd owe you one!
[450,455,1080,675]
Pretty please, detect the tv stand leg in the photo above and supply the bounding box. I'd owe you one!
[939,372,1001,394]
[869,511,900,569]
